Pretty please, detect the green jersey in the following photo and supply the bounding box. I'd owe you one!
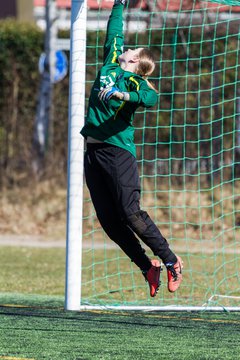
[80,4,157,157]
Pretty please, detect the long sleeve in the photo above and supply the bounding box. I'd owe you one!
[103,4,124,65]
[126,76,158,108]
[128,88,158,108]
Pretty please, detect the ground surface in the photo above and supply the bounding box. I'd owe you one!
[0,293,239,360]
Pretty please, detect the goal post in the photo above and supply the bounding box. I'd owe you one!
[65,0,240,311]
[65,0,87,311]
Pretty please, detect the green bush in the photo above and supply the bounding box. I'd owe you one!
[0,20,43,186]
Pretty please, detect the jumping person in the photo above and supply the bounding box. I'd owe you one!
[81,0,183,297]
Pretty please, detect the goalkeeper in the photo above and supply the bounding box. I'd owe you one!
[81,0,183,297]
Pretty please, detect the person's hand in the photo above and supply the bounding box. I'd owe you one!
[98,87,129,103]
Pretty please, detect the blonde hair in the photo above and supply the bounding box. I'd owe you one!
[135,48,157,91]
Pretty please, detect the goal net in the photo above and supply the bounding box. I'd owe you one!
[66,0,240,310]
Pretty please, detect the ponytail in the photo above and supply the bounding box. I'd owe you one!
[135,48,158,92]
[143,77,157,92]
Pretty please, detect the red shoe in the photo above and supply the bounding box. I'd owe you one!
[166,256,183,293]
[143,259,162,297]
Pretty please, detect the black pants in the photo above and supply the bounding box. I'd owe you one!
[84,143,177,271]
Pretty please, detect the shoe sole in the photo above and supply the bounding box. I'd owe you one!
[167,257,183,293]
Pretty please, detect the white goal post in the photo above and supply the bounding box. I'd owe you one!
[65,0,87,311]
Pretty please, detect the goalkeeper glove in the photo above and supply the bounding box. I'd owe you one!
[98,87,130,103]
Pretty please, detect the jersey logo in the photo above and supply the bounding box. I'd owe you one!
[100,75,115,90]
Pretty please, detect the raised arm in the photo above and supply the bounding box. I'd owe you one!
[103,1,126,65]
[99,79,158,108]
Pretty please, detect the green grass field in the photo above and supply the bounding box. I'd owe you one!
[0,245,240,359]
[0,293,240,360]
[1,245,239,306]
